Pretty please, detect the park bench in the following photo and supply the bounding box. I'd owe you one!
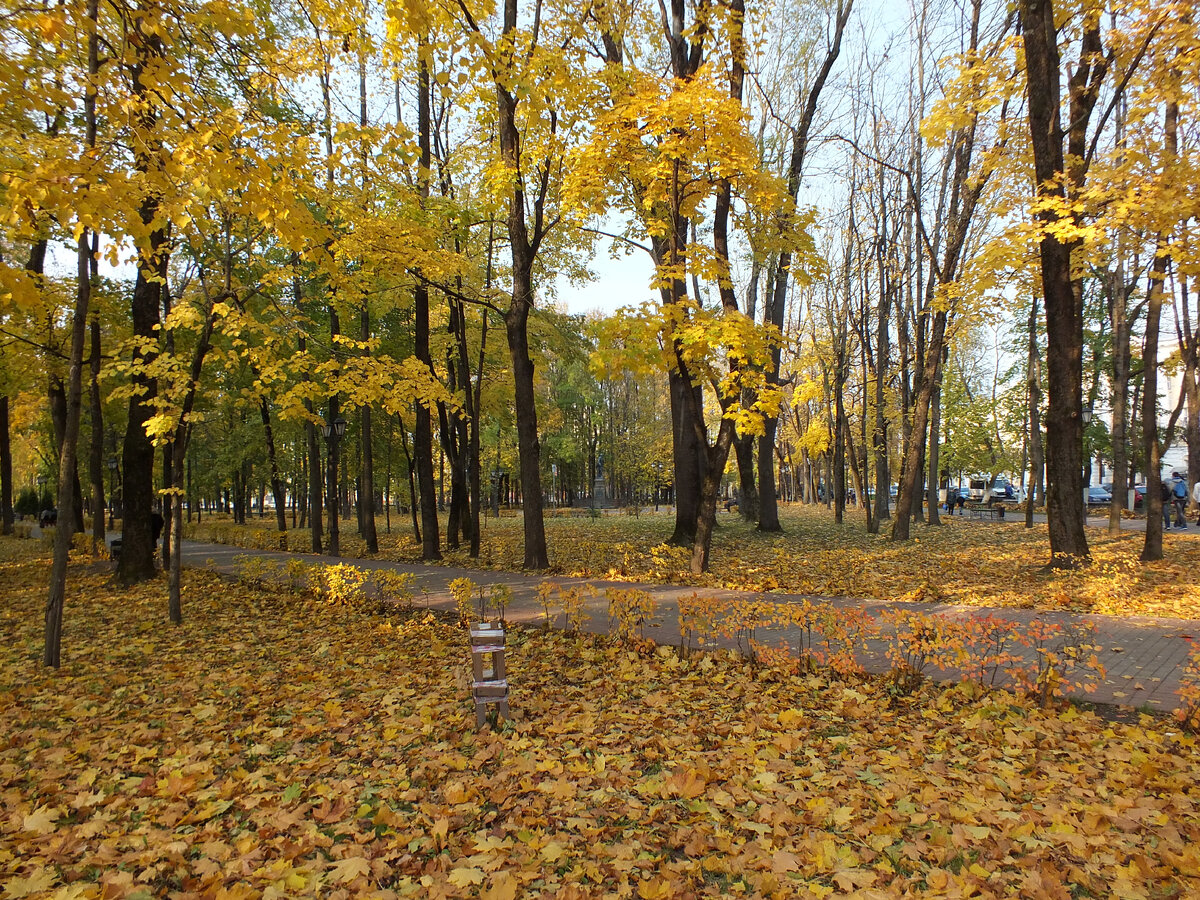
[966,505,1004,521]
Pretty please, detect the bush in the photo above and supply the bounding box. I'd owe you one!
[14,487,39,519]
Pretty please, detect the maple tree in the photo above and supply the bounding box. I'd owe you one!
[7,0,1200,676]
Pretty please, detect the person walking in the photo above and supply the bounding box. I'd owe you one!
[1172,473,1189,529]
[1161,479,1173,530]
[1192,477,1200,528]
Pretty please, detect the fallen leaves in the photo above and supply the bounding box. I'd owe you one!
[0,540,1198,898]
[196,505,1200,617]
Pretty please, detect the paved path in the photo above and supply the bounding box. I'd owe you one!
[179,540,1198,715]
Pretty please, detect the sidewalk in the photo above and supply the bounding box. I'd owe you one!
[180,540,1198,715]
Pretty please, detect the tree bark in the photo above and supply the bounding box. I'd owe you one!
[0,396,11,535]
[88,306,105,544]
[1020,0,1108,566]
[258,397,287,533]
[1026,290,1044,528]
[118,8,167,585]
[359,315,378,553]
[1141,247,1169,562]
[758,0,853,533]
[46,0,97,661]
[45,230,91,666]
[414,50,441,561]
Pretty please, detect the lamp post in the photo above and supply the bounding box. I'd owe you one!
[322,416,347,556]
[107,456,118,528]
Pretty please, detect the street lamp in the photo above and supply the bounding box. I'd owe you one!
[107,456,119,527]
[321,417,347,440]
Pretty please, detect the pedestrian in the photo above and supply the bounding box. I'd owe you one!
[956,491,966,514]
[1172,472,1188,529]
[944,489,954,516]
[1193,478,1200,527]
[1161,479,1173,529]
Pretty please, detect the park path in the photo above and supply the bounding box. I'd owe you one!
[180,539,1197,715]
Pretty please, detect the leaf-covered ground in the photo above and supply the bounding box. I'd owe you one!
[191,505,1200,618]
[2,540,1199,898]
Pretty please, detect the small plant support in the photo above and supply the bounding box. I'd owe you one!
[470,622,510,728]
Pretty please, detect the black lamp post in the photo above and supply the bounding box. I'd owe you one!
[323,416,347,556]
[107,456,119,527]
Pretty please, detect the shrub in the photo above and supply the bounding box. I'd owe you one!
[320,563,369,608]
[536,581,557,630]
[376,571,416,611]
[488,583,513,626]
[881,610,968,695]
[285,559,313,592]
[606,587,657,645]
[449,577,476,627]
[677,592,720,656]
[1012,618,1105,708]
[14,487,40,518]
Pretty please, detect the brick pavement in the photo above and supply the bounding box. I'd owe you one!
[180,539,1197,714]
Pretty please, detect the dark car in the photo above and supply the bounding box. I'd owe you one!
[1103,482,1145,507]
[1087,486,1113,504]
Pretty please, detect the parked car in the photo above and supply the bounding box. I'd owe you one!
[968,476,1017,503]
[1087,486,1113,504]
[1103,482,1146,507]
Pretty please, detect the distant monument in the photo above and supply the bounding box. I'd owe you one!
[592,453,611,508]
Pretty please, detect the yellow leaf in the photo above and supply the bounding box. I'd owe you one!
[22,806,59,835]
[638,877,674,899]
[331,856,371,884]
[448,866,486,887]
[4,867,56,898]
[779,707,805,728]
[481,873,519,900]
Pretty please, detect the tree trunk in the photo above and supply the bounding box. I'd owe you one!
[1020,0,1107,566]
[118,7,167,585]
[1141,249,1168,562]
[359,314,378,553]
[1108,268,1132,533]
[258,397,287,533]
[758,0,853,533]
[88,309,105,544]
[0,396,12,535]
[506,302,549,568]
[414,51,441,561]
[756,419,780,530]
[733,433,758,521]
[893,311,947,539]
[326,303,343,557]
[45,230,91,666]
[1026,291,1045,528]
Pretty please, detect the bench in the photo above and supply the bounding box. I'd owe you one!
[966,506,1004,521]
